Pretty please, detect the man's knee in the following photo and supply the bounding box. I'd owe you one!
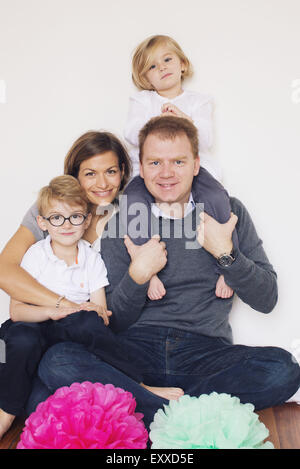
[273,347,300,388]
[251,346,300,390]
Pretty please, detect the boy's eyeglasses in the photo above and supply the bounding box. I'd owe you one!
[43,213,88,227]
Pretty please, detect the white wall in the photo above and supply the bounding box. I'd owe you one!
[0,0,299,355]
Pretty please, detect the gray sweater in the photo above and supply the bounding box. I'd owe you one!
[101,197,278,343]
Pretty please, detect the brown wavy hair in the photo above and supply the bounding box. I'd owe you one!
[64,131,132,191]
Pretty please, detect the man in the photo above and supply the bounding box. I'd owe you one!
[36,116,300,430]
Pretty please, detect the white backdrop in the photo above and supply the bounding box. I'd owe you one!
[0,0,299,354]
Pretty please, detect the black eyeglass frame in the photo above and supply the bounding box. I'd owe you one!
[42,213,88,227]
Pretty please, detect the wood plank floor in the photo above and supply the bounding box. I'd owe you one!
[0,403,299,449]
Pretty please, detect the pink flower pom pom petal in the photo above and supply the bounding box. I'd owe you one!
[17,382,148,449]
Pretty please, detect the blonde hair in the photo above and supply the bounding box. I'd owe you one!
[132,35,193,91]
[37,175,92,216]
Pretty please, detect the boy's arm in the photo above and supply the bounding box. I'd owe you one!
[90,288,107,309]
[86,288,112,326]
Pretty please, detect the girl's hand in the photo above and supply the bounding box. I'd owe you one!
[161,103,193,122]
[79,301,112,326]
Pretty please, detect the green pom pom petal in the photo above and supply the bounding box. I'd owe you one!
[149,392,274,449]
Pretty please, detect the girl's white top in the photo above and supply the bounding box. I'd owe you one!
[124,89,222,180]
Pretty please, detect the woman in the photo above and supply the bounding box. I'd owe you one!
[0,130,168,430]
[0,131,130,308]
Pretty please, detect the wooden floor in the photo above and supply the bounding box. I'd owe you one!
[0,403,299,449]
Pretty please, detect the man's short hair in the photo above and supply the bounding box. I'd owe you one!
[37,175,92,216]
[138,115,199,162]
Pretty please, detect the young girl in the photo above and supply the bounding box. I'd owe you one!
[123,34,237,301]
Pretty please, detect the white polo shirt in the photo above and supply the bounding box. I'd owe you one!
[20,235,109,304]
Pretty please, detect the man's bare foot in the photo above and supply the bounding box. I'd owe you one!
[0,408,15,440]
[215,275,234,298]
[148,275,166,300]
[141,383,184,401]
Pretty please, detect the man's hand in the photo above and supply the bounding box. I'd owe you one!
[197,211,238,258]
[124,234,167,284]
[79,302,112,326]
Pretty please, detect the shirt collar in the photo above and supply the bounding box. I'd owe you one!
[151,193,195,220]
[44,235,86,268]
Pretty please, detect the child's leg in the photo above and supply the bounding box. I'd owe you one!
[215,275,234,298]
[192,167,238,298]
[147,275,166,301]
[0,320,46,438]
[120,176,155,245]
[121,176,167,300]
[140,383,184,400]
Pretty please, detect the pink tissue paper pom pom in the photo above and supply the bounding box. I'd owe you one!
[17,381,148,449]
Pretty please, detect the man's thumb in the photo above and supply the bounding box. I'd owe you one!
[124,234,134,248]
[229,212,238,228]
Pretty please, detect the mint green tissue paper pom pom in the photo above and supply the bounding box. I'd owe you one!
[149,392,274,449]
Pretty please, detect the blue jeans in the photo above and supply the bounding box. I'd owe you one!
[0,311,144,415]
[28,326,300,430]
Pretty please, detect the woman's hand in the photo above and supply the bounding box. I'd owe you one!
[161,103,193,122]
[48,306,81,321]
[78,301,112,326]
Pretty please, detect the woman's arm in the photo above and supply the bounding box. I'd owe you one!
[9,297,81,323]
[0,225,75,307]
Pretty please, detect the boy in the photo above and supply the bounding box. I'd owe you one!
[0,175,183,438]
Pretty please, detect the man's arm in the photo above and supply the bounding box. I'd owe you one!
[101,214,167,332]
[223,197,278,313]
[101,235,148,332]
[198,197,278,313]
